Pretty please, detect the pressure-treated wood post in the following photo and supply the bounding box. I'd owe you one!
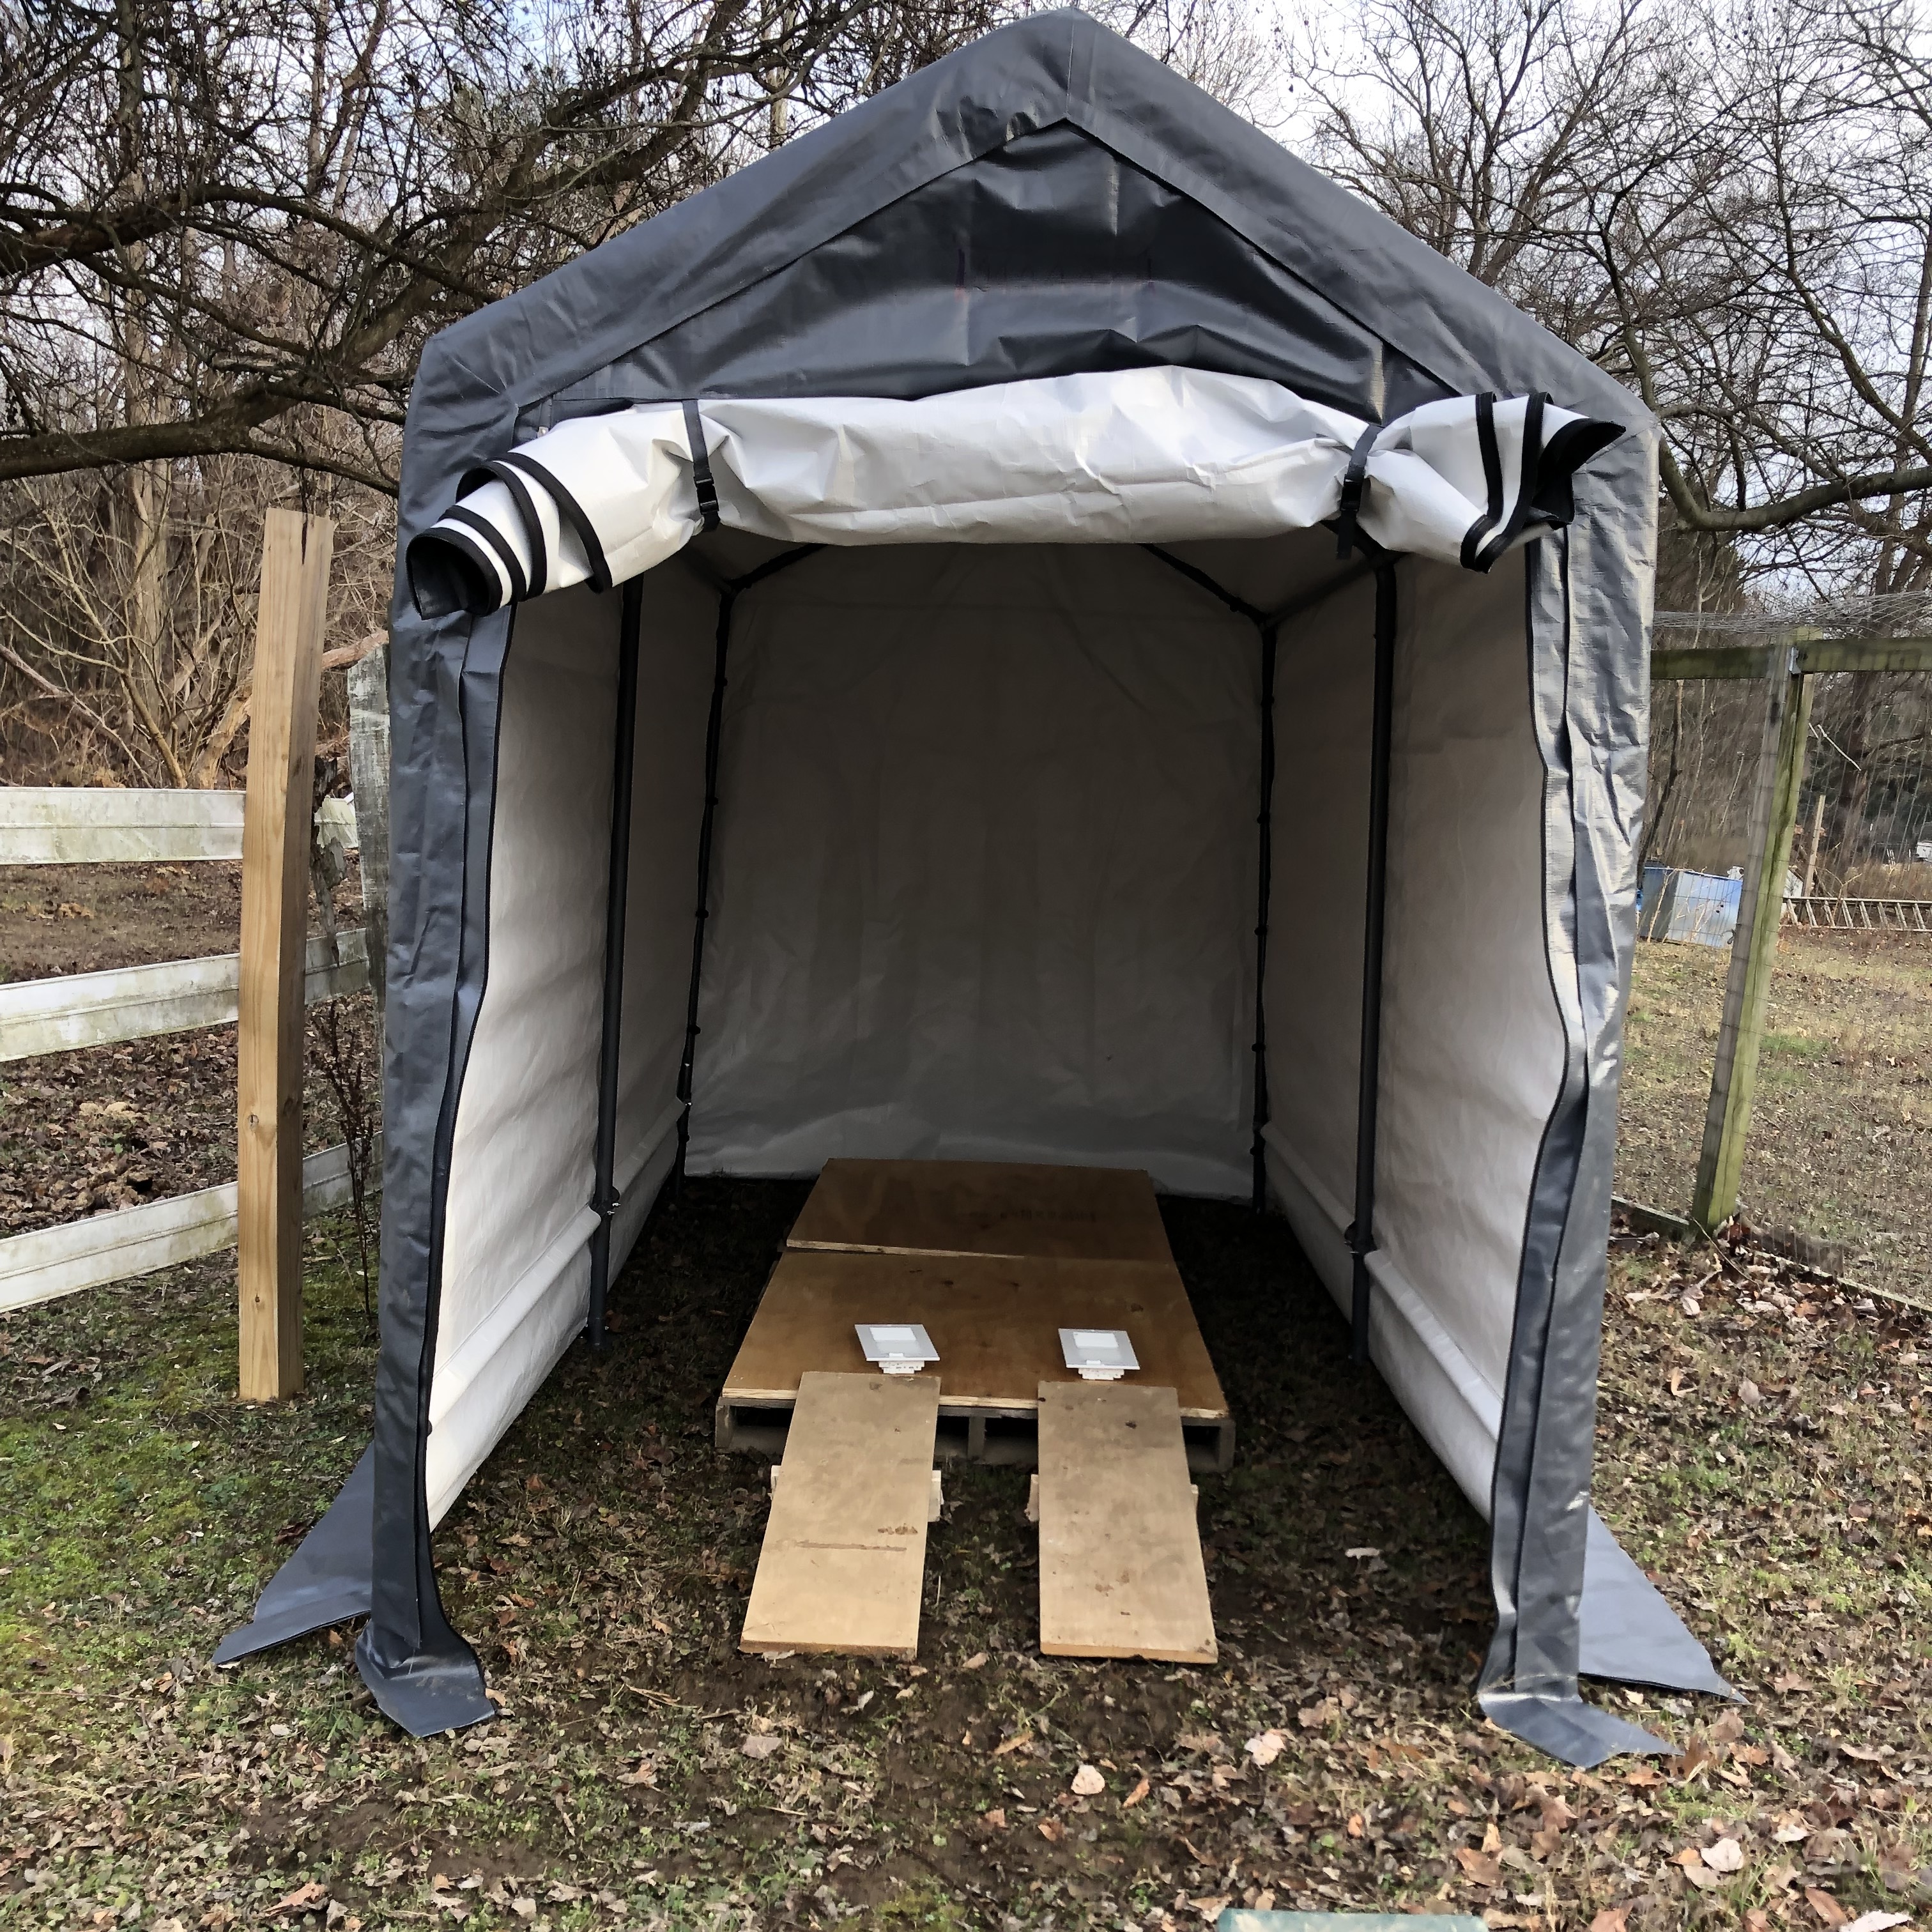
[1688,635,1813,1234]
[238,508,335,1400]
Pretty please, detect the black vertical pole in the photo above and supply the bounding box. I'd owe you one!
[1250,621,1278,1211]
[675,586,735,1183]
[587,580,643,1351]
[1350,562,1397,1365]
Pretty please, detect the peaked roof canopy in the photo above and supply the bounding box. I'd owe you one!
[399,8,1646,546]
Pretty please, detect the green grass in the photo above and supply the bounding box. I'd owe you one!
[4,1191,1932,1929]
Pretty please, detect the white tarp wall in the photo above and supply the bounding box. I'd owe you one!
[685,544,1261,1197]
[1264,552,1563,1515]
[427,539,1566,1531]
[427,572,714,1523]
[406,368,1622,1535]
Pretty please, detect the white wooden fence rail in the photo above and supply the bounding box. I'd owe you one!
[1,928,368,1062]
[0,788,355,864]
[0,1135,383,1314]
[3,772,383,1319]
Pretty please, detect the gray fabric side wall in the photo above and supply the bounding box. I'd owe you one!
[615,564,721,1172]
[422,565,717,1535]
[1479,438,1675,1764]
[425,592,616,1526]
[1261,574,1374,1231]
[1376,556,1565,1404]
[355,604,508,1736]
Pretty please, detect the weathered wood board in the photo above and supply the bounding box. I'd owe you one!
[0,1135,381,1314]
[0,928,367,1062]
[723,1248,1227,1420]
[0,787,356,866]
[786,1158,1172,1264]
[237,507,334,1401]
[740,1371,941,1658]
[1036,1381,1216,1663]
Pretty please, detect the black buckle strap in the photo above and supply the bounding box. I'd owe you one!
[1334,422,1380,560]
[683,399,721,532]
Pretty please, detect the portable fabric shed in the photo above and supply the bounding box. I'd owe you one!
[217,9,1731,1765]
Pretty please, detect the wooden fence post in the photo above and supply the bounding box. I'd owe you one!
[238,508,335,1400]
[1688,634,1813,1234]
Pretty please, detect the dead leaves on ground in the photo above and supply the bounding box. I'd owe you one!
[1454,1844,1503,1887]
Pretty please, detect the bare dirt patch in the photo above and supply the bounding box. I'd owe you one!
[0,861,244,980]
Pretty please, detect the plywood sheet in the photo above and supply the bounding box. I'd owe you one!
[1036,1381,1216,1662]
[786,1158,1172,1264]
[723,1249,1228,1419]
[740,1371,940,1657]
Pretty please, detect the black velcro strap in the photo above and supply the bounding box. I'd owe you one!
[1334,422,1381,560]
[683,399,721,533]
[1459,392,1505,571]
[443,503,528,604]
[1469,390,1547,572]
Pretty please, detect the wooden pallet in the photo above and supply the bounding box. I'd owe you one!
[717,1245,1234,1473]
[740,1371,941,1658]
[786,1158,1174,1264]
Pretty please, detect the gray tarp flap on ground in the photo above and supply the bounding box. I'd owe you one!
[213,1448,373,1663]
[217,8,1727,1762]
[1578,1510,1736,1699]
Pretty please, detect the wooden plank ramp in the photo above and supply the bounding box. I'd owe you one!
[741,1371,940,1659]
[1036,1381,1216,1664]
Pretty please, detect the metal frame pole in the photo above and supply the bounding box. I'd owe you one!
[1349,562,1397,1365]
[1251,622,1278,1211]
[587,580,643,1349]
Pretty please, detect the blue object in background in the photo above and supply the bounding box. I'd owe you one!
[1638,866,1741,947]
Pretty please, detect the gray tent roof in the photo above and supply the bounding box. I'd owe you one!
[399,6,1648,544]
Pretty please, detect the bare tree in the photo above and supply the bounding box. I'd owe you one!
[0,0,1273,783]
[1293,0,1932,570]
[0,0,919,484]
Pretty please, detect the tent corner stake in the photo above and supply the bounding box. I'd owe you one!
[588,578,644,1351]
[1350,562,1397,1365]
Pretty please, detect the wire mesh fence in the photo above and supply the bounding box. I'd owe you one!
[1618,597,1931,1300]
